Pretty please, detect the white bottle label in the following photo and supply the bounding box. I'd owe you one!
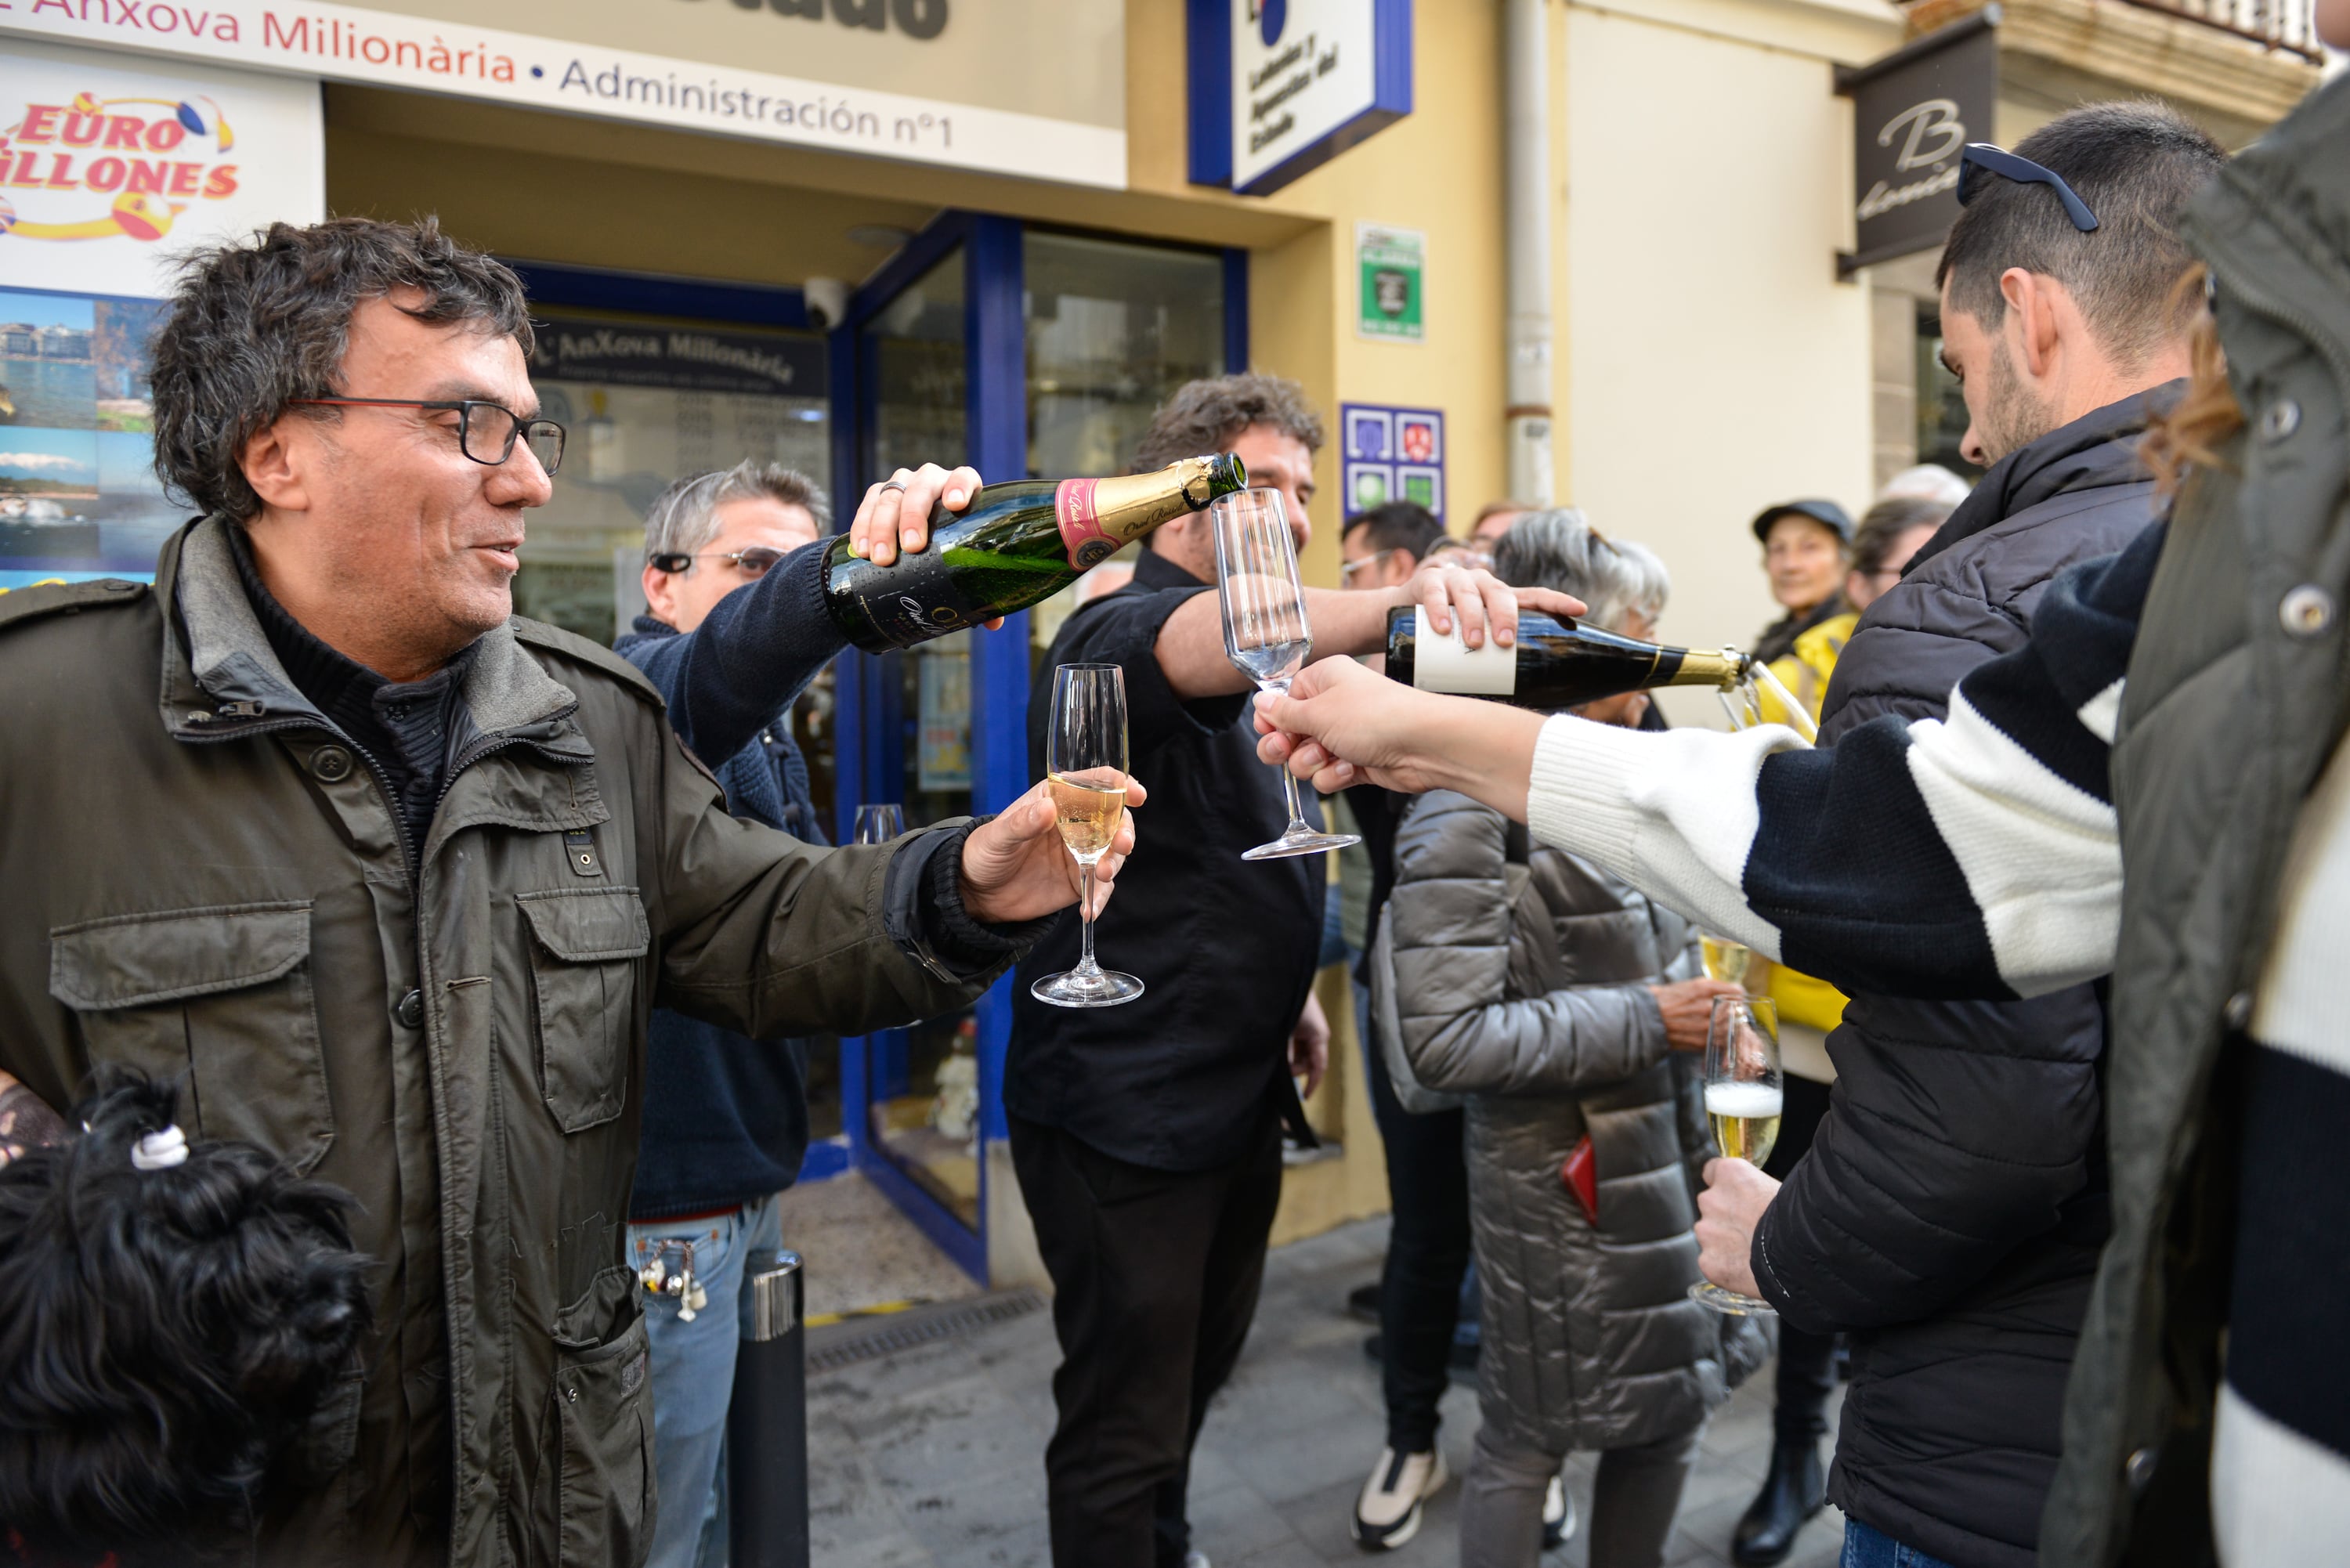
[1410,621,1518,695]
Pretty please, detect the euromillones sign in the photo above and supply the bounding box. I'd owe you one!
[1835,9,1998,276]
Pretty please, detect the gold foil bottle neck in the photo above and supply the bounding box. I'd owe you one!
[1091,458,1227,545]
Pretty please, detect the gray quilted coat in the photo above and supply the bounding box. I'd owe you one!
[1383,789,1763,1454]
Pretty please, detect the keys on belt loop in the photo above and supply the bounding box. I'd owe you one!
[638,1237,709,1321]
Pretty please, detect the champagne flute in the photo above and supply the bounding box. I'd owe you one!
[1029,663,1144,1009]
[1210,489,1362,862]
[852,803,906,844]
[1690,993,1784,1317]
[1699,934,1753,989]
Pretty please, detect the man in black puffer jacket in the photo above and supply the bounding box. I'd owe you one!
[1723,104,2227,1568]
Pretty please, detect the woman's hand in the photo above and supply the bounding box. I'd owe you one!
[1252,656,1547,818]
[0,1071,66,1169]
[1649,978,1748,1051]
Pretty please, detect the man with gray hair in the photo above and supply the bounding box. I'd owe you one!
[618,457,836,1568]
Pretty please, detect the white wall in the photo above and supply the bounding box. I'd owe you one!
[1561,2,1884,719]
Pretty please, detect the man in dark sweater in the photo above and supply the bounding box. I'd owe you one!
[616,457,985,1568]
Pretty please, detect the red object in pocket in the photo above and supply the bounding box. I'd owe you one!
[1561,1136,1599,1224]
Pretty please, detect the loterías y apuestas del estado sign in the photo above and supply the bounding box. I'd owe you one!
[674,0,948,41]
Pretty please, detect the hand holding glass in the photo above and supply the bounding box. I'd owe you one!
[1029,663,1144,1008]
[1690,993,1783,1317]
[1211,489,1361,862]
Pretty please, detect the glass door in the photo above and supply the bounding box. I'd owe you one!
[830,214,1242,1284]
[843,238,986,1262]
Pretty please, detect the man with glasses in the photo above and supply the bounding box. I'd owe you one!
[0,216,1124,1568]
[617,461,833,1568]
[1696,104,2229,1568]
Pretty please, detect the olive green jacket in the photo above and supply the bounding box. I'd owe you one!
[2042,76,2350,1566]
[0,517,1010,1568]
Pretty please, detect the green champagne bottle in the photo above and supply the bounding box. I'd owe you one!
[822,454,1249,652]
[1385,607,1752,708]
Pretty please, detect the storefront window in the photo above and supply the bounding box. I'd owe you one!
[516,301,837,1142]
[1022,232,1226,652]
[1914,305,1983,482]
[856,245,979,1219]
[518,307,830,645]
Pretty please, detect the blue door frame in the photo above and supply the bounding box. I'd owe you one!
[831,212,1248,1284]
[827,210,1025,1281]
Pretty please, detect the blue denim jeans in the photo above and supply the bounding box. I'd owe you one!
[627,1193,786,1568]
[1840,1519,1958,1568]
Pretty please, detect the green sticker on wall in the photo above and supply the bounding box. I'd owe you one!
[1357,223,1424,343]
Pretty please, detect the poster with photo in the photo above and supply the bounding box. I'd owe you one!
[0,40,320,586]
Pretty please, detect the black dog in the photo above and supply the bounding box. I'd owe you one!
[0,1071,372,1566]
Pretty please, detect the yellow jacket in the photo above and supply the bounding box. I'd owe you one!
[1754,611,1855,1035]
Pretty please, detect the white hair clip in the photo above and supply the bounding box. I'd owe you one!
[132,1125,189,1172]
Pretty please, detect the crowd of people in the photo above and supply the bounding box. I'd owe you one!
[0,40,2343,1568]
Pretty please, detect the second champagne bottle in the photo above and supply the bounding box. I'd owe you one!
[1384,606,1753,710]
[822,454,1249,653]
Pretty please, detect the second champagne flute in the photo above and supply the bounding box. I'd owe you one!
[1028,663,1144,1008]
[1210,489,1361,862]
[1690,993,1784,1317]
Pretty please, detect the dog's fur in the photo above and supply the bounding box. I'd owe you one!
[0,1071,372,1565]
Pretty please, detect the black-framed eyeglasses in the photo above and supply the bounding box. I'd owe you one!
[1957,143,2099,233]
[647,546,790,579]
[290,397,566,474]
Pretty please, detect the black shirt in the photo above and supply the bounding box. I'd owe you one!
[229,522,475,858]
[1008,547,1325,1172]
[1343,782,1405,987]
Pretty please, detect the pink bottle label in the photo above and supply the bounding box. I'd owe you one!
[1055,477,1117,571]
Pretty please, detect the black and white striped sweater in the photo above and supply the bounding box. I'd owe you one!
[1523,515,2343,1565]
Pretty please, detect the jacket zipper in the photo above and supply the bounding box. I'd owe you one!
[190,701,587,1534]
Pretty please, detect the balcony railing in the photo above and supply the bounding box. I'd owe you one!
[2115,0,2326,61]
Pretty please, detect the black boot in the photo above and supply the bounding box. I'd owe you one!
[1731,1440,1824,1566]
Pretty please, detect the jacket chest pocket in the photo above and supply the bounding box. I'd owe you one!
[48,901,334,1172]
[518,887,651,1133]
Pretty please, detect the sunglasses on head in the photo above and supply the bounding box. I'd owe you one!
[647,546,791,578]
[1956,143,2100,233]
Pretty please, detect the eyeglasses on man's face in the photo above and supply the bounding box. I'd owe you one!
[1956,143,2100,233]
[646,546,791,579]
[289,397,566,474]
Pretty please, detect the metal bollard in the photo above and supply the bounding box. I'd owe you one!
[728,1249,808,1568]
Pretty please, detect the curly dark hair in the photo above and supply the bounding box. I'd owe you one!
[0,1069,371,1564]
[148,215,534,522]
[1131,372,1324,474]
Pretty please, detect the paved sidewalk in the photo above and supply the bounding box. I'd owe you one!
[808,1216,1846,1568]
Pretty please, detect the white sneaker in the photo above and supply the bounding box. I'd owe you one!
[1541,1474,1578,1549]
[1350,1446,1450,1550]
[1183,1554,1210,1568]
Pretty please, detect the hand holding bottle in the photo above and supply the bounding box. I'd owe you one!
[850,461,982,565]
[1390,553,1585,651]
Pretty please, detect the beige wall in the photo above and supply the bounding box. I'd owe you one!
[1558,0,1897,713]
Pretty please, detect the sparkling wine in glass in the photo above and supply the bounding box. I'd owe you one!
[1210,488,1361,862]
[1690,993,1783,1317]
[1029,663,1144,1009]
[852,803,906,845]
